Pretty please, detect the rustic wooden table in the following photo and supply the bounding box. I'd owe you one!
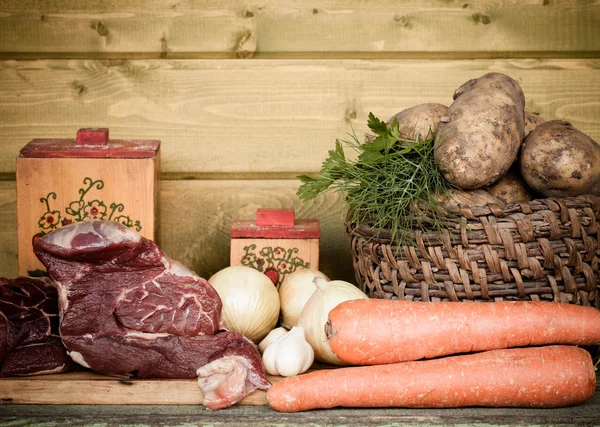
[1,383,598,427]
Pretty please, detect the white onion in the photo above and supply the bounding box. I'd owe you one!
[299,277,368,365]
[208,266,280,343]
[279,269,329,329]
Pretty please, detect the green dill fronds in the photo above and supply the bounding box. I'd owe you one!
[297,113,452,246]
[297,139,347,200]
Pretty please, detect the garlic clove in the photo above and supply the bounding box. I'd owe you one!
[299,339,315,373]
[258,327,288,353]
[262,342,279,376]
[261,325,314,377]
[273,345,304,378]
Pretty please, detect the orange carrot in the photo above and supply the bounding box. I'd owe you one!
[267,345,596,412]
[327,299,600,365]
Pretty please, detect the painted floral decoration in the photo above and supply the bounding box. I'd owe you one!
[241,245,309,288]
[83,200,107,219]
[35,177,142,241]
[37,196,61,230]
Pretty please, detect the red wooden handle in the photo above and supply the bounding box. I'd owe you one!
[77,128,109,146]
[256,209,295,227]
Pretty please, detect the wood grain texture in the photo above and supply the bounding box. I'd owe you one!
[1,364,339,406]
[0,58,599,176]
[1,402,600,427]
[0,1,599,57]
[0,371,279,405]
[0,182,17,279]
[0,180,353,283]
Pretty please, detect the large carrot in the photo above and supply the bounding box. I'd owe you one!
[327,299,600,365]
[267,345,596,412]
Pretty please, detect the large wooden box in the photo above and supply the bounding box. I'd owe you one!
[16,128,160,275]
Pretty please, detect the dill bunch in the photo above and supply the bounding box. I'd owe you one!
[297,113,452,245]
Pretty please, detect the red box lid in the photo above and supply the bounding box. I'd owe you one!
[230,209,320,239]
[19,128,160,159]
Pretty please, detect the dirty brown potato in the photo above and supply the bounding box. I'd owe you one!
[486,168,532,204]
[365,103,448,142]
[432,188,505,207]
[524,112,545,136]
[520,120,600,197]
[434,73,526,190]
[386,103,448,141]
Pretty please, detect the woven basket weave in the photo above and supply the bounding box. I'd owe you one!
[346,195,600,307]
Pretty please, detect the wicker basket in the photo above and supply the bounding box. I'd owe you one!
[346,195,600,307]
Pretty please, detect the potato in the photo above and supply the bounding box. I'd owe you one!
[434,73,526,190]
[365,103,448,142]
[386,103,448,141]
[524,112,545,136]
[485,168,532,204]
[520,120,600,197]
[433,188,505,207]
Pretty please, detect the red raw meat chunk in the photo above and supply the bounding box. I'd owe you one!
[34,220,270,409]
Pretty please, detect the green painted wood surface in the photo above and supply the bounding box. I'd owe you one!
[0,58,599,177]
[0,182,17,278]
[1,0,599,58]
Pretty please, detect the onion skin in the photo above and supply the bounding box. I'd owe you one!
[208,266,280,343]
[279,269,329,329]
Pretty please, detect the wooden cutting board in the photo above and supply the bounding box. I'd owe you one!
[0,370,290,405]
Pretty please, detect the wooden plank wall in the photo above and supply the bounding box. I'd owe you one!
[0,1,599,282]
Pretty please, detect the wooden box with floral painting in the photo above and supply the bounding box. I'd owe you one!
[16,128,160,276]
[230,208,320,288]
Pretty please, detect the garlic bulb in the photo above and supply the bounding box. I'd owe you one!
[279,269,329,329]
[299,277,368,365]
[208,266,280,343]
[262,326,314,377]
[258,327,288,353]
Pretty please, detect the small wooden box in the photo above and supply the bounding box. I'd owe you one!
[230,209,320,288]
[16,128,160,275]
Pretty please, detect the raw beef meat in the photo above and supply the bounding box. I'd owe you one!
[33,220,270,410]
[0,276,76,376]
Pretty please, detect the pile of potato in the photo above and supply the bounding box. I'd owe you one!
[386,72,600,206]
